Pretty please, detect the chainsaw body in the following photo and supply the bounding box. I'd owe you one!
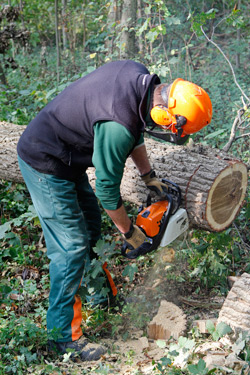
[136,179,189,251]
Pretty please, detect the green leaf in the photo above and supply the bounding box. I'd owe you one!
[232,338,246,355]
[212,331,220,341]
[92,239,115,259]
[160,357,171,366]
[122,264,138,282]
[188,358,208,374]
[137,19,150,35]
[156,339,166,348]
[245,205,250,219]
[0,284,12,297]
[206,320,216,334]
[89,259,104,279]
[204,129,226,139]
[0,221,12,239]
[178,336,195,350]
[46,88,57,99]
[216,322,232,337]
[19,89,31,96]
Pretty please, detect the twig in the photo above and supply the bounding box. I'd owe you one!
[84,320,111,334]
[200,26,250,102]
[179,296,223,309]
[223,104,250,152]
[233,222,250,253]
[235,132,250,140]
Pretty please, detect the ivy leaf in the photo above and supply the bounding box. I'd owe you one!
[188,358,208,375]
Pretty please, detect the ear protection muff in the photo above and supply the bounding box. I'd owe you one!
[150,105,176,128]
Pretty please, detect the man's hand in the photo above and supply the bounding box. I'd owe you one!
[121,224,152,259]
[141,169,168,197]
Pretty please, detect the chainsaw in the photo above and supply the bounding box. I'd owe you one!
[123,179,189,258]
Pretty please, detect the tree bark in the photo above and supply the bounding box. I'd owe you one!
[0,122,248,233]
[55,0,61,83]
[0,60,7,86]
[62,0,67,51]
[119,0,137,59]
[218,273,250,334]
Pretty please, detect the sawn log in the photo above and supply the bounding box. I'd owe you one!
[0,122,248,232]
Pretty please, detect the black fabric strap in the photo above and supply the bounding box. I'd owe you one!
[123,222,134,239]
[145,129,189,145]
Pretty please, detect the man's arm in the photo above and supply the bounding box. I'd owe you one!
[105,144,154,233]
[130,143,151,176]
[105,205,131,233]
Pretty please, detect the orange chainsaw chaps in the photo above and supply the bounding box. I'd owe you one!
[136,200,169,238]
[102,262,118,297]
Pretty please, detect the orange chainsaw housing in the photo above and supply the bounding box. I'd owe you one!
[136,200,169,238]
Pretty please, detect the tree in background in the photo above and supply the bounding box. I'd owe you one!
[119,0,137,58]
[0,5,29,84]
[0,0,249,151]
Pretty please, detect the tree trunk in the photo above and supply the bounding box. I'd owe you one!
[0,60,7,86]
[105,0,119,55]
[62,0,67,51]
[120,0,137,59]
[55,0,61,83]
[235,0,241,69]
[0,122,248,233]
[137,0,143,55]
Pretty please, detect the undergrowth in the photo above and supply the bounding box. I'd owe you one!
[0,44,249,374]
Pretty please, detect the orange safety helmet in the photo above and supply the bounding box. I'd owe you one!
[150,78,212,136]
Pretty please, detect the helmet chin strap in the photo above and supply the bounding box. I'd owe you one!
[145,128,189,145]
[145,115,189,145]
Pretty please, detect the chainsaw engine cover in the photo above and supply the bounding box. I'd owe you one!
[136,200,169,238]
[136,200,189,250]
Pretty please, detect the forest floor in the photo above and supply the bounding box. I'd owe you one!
[41,246,226,375]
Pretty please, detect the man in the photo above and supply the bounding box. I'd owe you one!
[17,60,212,361]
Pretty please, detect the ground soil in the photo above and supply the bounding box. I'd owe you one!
[49,247,225,375]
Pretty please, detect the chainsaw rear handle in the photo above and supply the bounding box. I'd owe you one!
[161,179,182,214]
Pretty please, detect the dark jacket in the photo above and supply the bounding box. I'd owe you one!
[17,60,160,180]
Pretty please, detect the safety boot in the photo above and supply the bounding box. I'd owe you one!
[48,335,106,361]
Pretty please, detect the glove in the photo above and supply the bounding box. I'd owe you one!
[121,224,152,259]
[141,169,168,197]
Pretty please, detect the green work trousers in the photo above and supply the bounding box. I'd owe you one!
[18,156,101,342]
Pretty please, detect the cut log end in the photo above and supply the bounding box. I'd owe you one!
[206,162,248,231]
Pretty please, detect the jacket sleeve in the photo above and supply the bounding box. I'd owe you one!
[92,121,143,210]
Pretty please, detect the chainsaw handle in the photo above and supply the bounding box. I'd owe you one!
[161,179,182,213]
